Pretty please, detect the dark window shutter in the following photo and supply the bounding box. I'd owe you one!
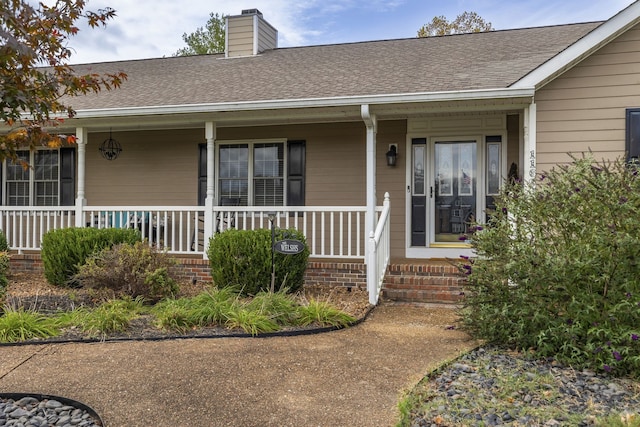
[60,147,75,206]
[198,143,207,206]
[626,109,640,161]
[287,141,305,206]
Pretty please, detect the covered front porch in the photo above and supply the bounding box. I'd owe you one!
[0,93,540,305]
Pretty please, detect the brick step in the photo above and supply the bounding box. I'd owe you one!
[382,261,466,304]
[383,275,465,288]
[382,287,463,304]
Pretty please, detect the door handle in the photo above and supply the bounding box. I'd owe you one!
[430,187,433,198]
[407,185,410,193]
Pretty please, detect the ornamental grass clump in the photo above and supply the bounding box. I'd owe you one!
[0,308,59,342]
[55,297,146,337]
[460,155,640,377]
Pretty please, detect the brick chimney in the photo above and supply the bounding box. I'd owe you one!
[225,9,278,58]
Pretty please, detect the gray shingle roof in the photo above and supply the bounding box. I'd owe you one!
[65,22,601,111]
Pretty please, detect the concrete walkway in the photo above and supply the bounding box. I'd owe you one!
[0,305,475,427]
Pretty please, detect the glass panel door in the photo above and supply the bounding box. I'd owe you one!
[434,141,476,243]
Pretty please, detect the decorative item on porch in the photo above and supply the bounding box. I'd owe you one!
[386,144,398,166]
[99,129,122,160]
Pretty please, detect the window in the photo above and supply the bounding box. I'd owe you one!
[218,142,284,206]
[253,143,284,206]
[626,108,640,162]
[5,150,60,206]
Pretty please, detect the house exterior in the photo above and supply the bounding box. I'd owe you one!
[3,4,640,304]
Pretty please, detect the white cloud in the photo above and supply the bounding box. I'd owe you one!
[61,0,637,64]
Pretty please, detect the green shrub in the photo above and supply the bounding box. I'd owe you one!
[460,155,640,377]
[72,241,178,301]
[0,251,11,293]
[207,228,309,295]
[0,230,9,252]
[41,227,140,286]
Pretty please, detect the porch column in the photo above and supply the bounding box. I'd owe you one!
[523,102,537,185]
[361,104,377,246]
[74,127,88,227]
[203,121,216,259]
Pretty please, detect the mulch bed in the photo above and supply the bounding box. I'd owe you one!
[2,272,373,343]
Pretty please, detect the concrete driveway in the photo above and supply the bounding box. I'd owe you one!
[0,305,475,427]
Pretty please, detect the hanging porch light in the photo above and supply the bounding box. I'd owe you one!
[99,129,122,160]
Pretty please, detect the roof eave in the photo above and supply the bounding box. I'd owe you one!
[512,2,640,90]
[71,88,535,119]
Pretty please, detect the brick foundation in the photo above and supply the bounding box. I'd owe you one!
[9,254,366,289]
[9,254,43,274]
[304,261,367,289]
[9,254,462,304]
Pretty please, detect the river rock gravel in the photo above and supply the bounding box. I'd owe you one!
[0,396,101,426]
[409,346,640,427]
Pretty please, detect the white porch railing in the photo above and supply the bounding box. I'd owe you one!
[0,207,76,252]
[0,205,373,258]
[83,207,206,255]
[367,193,391,305]
[214,206,368,259]
[0,200,391,305]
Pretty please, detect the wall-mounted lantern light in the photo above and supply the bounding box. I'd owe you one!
[386,144,398,167]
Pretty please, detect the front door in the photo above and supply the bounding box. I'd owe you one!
[433,140,476,243]
[410,138,481,249]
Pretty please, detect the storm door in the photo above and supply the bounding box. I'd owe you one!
[433,141,477,243]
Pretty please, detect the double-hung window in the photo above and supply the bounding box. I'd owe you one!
[218,141,284,206]
[5,150,60,206]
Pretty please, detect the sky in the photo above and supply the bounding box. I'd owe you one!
[61,0,638,64]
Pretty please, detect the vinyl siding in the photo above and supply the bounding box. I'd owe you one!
[85,129,202,206]
[227,15,254,57]
[257,18,277,52]
[535,24,640,171]
[375,121,408,258]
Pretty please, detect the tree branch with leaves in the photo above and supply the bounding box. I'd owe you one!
[173,12,226,56]
[0,0,127,162]
[417,11,493,37]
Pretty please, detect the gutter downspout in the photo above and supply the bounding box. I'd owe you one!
[361,105,377,255]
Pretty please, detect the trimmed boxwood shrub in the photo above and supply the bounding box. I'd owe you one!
[41,227,140,286]
[208,228,310,295]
